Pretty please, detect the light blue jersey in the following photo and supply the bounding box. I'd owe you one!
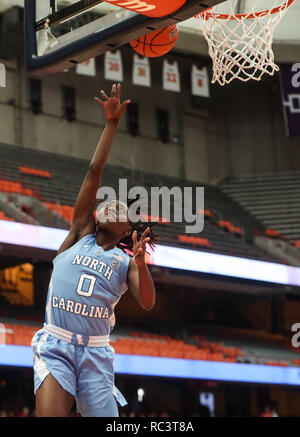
[45,233,131,337]
[32,233,130,416]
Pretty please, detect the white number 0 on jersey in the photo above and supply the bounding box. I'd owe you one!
[76,273,96,297]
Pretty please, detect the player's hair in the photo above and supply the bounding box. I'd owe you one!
[117,197,160,253]
[96,197,160,254]
[117,220,159,254]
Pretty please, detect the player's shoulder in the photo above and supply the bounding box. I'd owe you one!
[78,232,96,246]
[111,247,131,264]
[53,232,95,263]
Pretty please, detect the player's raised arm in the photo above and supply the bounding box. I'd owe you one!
[57,84,130,255]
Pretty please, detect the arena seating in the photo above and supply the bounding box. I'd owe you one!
[0,211,14,222]
[1,321,299,367]
[18,166,52,179]
[220,171,300,247]
[0,142,274,262]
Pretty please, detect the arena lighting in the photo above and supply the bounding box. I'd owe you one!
[1,345,300,386]
[137,388,144,402]
[0,220,300,286]
[149,244,300,286]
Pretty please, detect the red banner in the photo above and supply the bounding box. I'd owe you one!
[103,0,186,18]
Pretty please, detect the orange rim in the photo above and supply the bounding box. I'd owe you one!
[198,0,295,20]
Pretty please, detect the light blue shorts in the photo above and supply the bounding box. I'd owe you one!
[31,328,127,417]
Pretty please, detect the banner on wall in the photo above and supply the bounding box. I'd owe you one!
[191,65,210,97]
[163,59,181,92]
[0,63,5,87]
[280,64,300,137]
[132,55,151,87]
[76,58,96,77]
[104,50,123,82]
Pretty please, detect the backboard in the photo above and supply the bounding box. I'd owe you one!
[24,0,224,76]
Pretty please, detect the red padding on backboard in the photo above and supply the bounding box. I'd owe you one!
[103,0,187,18]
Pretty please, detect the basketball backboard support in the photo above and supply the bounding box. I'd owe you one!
[24,0,224,76]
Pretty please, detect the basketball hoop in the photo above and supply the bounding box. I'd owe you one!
[196,0,295,86]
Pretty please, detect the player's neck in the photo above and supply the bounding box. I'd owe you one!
[95,230,119,251]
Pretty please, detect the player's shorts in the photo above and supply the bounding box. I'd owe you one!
[31,325,127,417]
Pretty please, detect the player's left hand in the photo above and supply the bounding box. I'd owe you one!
[132,228,151,266]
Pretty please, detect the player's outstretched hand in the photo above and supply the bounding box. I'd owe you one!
[95,83,130,122]
[132,228,151,267]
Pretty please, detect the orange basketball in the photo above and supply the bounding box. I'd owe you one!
[130,25,179,58]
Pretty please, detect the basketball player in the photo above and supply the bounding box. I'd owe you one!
[31,84,158,417]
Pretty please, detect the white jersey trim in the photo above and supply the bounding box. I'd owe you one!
[44,323,110,347]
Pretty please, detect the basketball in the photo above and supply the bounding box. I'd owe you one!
[129,25,179,58]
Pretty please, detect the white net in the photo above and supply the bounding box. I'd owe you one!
[196,0,294,86]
